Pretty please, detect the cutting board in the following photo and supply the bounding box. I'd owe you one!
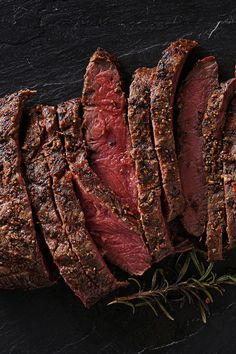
[0,1,236,353]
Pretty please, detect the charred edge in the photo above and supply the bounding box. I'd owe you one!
[145,75,164,210]
[151,40,196,220]
[22,111,48,162]
[223,99,236,248]
[92,48,127,94]
[21,158,58,282]
[204,81,236,261]
[129,69,173,259]
[173,46,199,146]
[35,109,67,231]
[17,98,55,283]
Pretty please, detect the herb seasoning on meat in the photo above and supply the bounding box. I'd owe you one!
[202,79,236,261]
[57,99,151,275]
[23,106,119,307]
[41,105,121,307]
[0,90,53,289]
[150,38,198,221]
[222,97,236,249]
[128,67,174,261]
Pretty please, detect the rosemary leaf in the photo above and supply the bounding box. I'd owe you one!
[190,251,205,277]
[154,298,174,321]
[108,299,136,314]
[129,277,142,291]
[199,302,207,324]
[191,282,214,303]
[199,263,214,281]
[151,269,159,290]
[141,298,158,316]
[176,254,191,282]
[108,250,236,323]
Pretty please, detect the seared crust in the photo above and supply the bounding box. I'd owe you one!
[150,39,198,221]
[0,90,52,289]
[128,67,174,261]
[40,105,120,307]
[222,97,236,249]
[202,79,236,261]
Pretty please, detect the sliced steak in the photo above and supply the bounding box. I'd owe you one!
[82,48,138,215]
[177,56,219,236]
[128,67,174,261]
[150,38,198,221]
[57,99,151,275]
[202,79,236,261]
[222,97,236,249]
[38,105,120,307]
[0,90,52,289]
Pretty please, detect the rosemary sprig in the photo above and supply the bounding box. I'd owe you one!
[108,251,236,323]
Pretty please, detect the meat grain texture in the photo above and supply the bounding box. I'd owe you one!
[150,39,198,221]
[128,67,174,261]
[0,90,53,289]
[202,79,236,261]
[57,99,151,276]
[177,56,219,236]
[82,48,139,216]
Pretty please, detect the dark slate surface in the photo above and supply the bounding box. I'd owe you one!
[0,1,236,353]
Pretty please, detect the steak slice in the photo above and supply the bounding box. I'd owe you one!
[150,38,198,221]
[222,97,236,249]
[38,105,120,307]
[177,56,219,236]
[128,67,174,261]
[82,48,138,216]
[202,79,236,261]
[0,90,52,289]
[57,99,151,275]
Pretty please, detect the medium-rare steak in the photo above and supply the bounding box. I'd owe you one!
[82,48,138,216]
[23,106,119,307]
[150,39,198,221]
[0,90,52,289]
[128,67,174,261]
[202,79,236,261]
[57,99,151,275]
[222,97,236,249]
[177,57,219,236]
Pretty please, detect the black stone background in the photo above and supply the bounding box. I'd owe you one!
[0,1,236,353]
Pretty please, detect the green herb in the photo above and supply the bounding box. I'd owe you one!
[108,251,236,323]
